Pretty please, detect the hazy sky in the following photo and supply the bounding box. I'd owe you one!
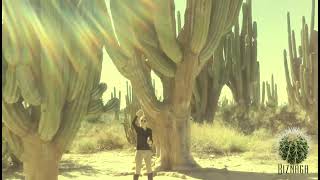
[101,0,318,108]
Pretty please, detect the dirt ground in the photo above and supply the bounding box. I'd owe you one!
[3,148,318,180]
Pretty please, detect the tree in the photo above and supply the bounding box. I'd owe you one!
[98,0,243,170]
[2,1,108,179]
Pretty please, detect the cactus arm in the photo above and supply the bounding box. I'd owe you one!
[199,0,243,62]
[95,0,130,77]
[261,81,265,105]
[198,0,227,62]
[142,43,176,77]
[53,64,93,152]
[2,101,33,137]
[16,65,42,106]
[130,54,164,117]
[154,0,183,63]
[310,0,315,32]
[224,0,243,32]
[189,0,212,54]
[177,11,182,34]
[3,66,20,103]
[287,12,297,83]
[109,0,137,57]
[283,50,293,89]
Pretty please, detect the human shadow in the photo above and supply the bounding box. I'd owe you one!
[174,167,318,180]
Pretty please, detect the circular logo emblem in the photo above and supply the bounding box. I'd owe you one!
[278,128,310,164]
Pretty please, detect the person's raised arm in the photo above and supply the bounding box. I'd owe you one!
[131,115,139,131]
[132,109,144,132]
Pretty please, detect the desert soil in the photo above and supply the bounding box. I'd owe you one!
[3,148,318,180]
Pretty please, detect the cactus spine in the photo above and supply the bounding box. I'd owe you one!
[283,0,318,134]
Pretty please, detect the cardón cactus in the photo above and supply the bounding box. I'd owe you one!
[283,0,318,134]
[100,0,243,170]
[224,0,261,108]
[2,1,108,179]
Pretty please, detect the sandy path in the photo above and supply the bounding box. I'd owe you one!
[3,149,318,180]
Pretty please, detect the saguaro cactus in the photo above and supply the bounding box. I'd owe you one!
[283,0,318,134]
[2,1,107,179]
[98,0,243,170]
[224,0,261,108]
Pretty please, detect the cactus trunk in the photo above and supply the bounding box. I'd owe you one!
[22,136,61,180]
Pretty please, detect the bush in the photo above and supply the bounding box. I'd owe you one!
[76,139,97,154]
[191,120,250,155]
[218,104,308,134]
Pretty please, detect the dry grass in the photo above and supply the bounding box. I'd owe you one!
[190,119,278,156]
[69,116,129,154]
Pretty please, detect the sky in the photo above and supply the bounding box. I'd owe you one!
[101,0,318,109]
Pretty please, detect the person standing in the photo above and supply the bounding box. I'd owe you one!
[132,109,153,180]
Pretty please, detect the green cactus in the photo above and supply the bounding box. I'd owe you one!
[109,86,121,120]
[278,128,309,164]
[223,0,261,108]
[101,0,243,170]
[2,1,108,179]
[192,38,228,122]
[122,81,140,145]
[85,83,121,122]
[283,0,318,134]
[261,74,278,107]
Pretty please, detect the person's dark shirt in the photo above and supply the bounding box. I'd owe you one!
[132,115,153,150]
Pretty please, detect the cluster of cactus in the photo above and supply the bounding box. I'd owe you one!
[86,83,120,122]
[261,74,278,107]
[110,87,121,120]
[221,0,260,108]
[278,128,309,164]
[192,39,228,122]
[122,81,140,145]
[283,0,318,133]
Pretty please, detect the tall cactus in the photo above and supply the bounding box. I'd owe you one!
[110,86,121,120]
[192,37,229,122]
[122,81,140,145]
[2,1,108,179]
[99,0,243,170]
[261,75,278,107]
[283,0,318,134]
[224,0,261,108]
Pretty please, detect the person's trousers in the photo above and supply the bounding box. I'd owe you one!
[135,150,153,174]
